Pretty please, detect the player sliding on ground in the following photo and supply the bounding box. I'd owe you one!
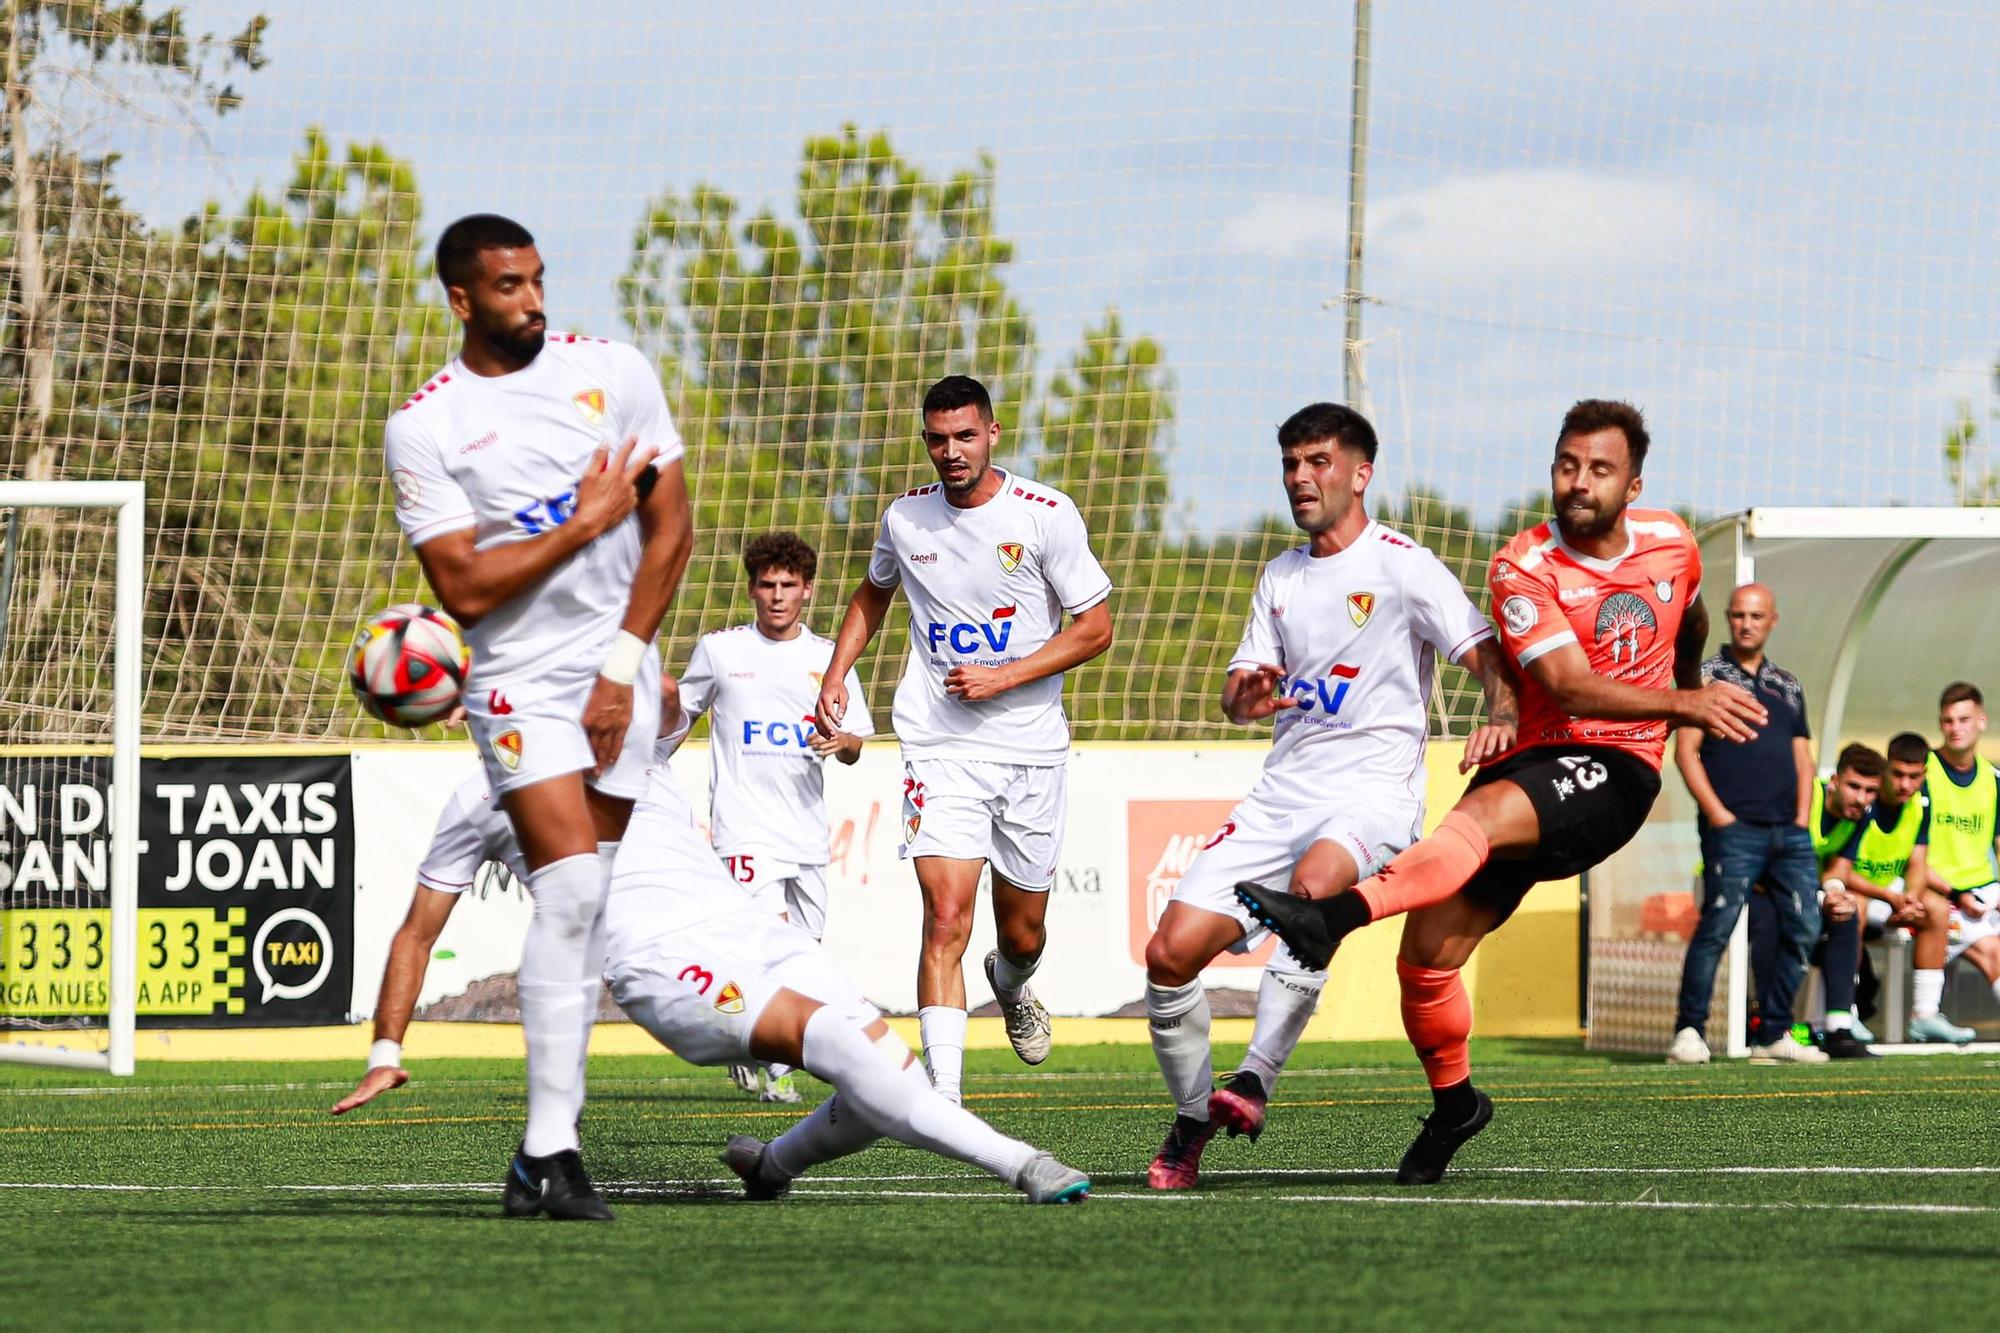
[1139,403,1519,1190]
[383,214,692,1219]
[335,682,1090,1208]
[1238,399,1766,1184]
[817,376,1113,1103]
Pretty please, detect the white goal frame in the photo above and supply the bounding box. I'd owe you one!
[0,481,144,1075]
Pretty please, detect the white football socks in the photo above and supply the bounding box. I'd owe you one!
[519,852,604,1157]
[763,1092,876,1184]
[1912,968,1944,1019]
[919,1005,968,1102]
[1146,979,1212,1121]
[988,949,1041,1004]
[1238,962,1325,1095]
[800,1007,1034,1183]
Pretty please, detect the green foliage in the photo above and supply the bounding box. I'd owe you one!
[1943,359,2000,505]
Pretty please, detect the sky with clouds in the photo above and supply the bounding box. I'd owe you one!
[96,0,2000,532]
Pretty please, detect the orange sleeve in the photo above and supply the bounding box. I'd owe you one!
[1489,554,1575,669]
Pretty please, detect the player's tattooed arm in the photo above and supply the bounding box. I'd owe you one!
[818,579,895,736]
[586,456,692,772]
[945,599,1113,702]
[1455,638,1519,772]
[413,438,656,626]
[333,885,459,1115]
[1221,663,1297,725]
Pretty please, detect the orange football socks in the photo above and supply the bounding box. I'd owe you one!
[1355,810,1491,922]
[1397,958,1471,1089]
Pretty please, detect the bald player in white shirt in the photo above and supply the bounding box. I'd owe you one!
[1140,403,1519,1191]
[382,213,692,1219]
[817,375,1114,1103]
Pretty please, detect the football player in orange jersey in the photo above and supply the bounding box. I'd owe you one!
[1239,399,1765,1183]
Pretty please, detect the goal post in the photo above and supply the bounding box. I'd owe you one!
[0,481,144,1075]
[1587,507,2000,1058]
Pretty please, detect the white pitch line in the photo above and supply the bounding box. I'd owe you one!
[1268,1195,1993,1216]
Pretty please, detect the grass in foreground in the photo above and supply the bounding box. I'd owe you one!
[2,1037,1996,1330]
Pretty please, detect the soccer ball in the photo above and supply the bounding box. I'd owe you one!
[348,604,471,727]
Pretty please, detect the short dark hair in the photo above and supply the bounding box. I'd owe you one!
[436,214,535,289]
[1886,732,1931,766]
[1940,681,1984,710]
[742,531,817,585]
[922,375,993,422]
[1835,743,1885,780]
[1558,399,1650,474]
[1277,402,1378,463]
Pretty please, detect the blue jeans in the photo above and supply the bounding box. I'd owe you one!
[1674,820,1822,1038]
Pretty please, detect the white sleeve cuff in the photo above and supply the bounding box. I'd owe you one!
[1513,629,1578,667]
[1063,582,1113,616]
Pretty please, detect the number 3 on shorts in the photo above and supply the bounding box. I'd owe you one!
[1557,755,1609,790]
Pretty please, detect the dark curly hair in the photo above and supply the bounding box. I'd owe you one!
[743,531,818,584]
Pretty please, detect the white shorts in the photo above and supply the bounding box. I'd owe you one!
[1945,884,2000,964]
[721,854,830,942]
[463,652,660,799]
[606,909,878,1066]
[1170,795,1423,953]
[901,756,1067,891]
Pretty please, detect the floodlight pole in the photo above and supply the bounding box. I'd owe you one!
[1343,0,1372,413]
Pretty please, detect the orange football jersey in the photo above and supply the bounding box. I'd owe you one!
[1487,508,1702,770]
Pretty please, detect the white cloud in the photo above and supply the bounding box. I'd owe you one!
[1367,167,1712,289]
[1219,193,1345,259]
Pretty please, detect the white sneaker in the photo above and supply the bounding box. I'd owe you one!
[1749,1032,1830,1065]
[984,949,1053,1065]
[1666,1026,1711,1065]
[1909,1012,1978,1044]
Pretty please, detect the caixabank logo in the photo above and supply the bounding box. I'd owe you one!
[1125,800,1276,968]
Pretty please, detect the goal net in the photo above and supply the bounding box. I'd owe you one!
[0,484,143,1074]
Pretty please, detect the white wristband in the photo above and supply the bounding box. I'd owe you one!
[367,1038,404,1071]
[599,631,647,685]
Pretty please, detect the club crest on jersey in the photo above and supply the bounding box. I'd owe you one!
[714,981,745,1015]
[1347,592,1376,628]
[997,541,1025,572]
[492,729,523,771]
[1595,592,1658,663]
[572,388,606,425]
[1656,578,1674,603]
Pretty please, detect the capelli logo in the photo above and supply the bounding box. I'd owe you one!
[458,430,499,454]
[909,552,939,564]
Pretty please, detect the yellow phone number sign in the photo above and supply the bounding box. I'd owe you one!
[0,907,247,1017]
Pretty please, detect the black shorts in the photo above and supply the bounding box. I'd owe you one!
[1459,744,1662,926]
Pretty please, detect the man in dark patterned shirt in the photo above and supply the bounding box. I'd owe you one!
[1668,583,1826,1065]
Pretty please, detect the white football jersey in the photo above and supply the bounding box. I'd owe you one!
[867,471,1111,766]
[1230,521,1495,810]
[382,334,684,692]
[414,771,528,892]
[678,624,875,865]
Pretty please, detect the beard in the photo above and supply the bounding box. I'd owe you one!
[941,461,985,494]
[1556,497,1618,540]
[494,321,545,363]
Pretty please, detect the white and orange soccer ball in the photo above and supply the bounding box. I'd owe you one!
[348,604,471,727]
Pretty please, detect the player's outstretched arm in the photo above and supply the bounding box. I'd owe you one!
[945,599,1112,703]
[1526,640,1766,742]
[332,886,460,1115]
[818,579,894,736]
[413,438,655,626]
[1454,638,1519,772]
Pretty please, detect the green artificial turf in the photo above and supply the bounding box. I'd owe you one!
[2,1038,1994,1330]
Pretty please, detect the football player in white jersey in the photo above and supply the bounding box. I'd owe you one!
[335,684,1092,1207]
[817,376,1113,1103]
[669,531,875,1102]
[382,214,693,1220]
[1140,403,1519,1190]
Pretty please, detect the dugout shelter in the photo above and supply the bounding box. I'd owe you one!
[1586,507,2000,1057]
